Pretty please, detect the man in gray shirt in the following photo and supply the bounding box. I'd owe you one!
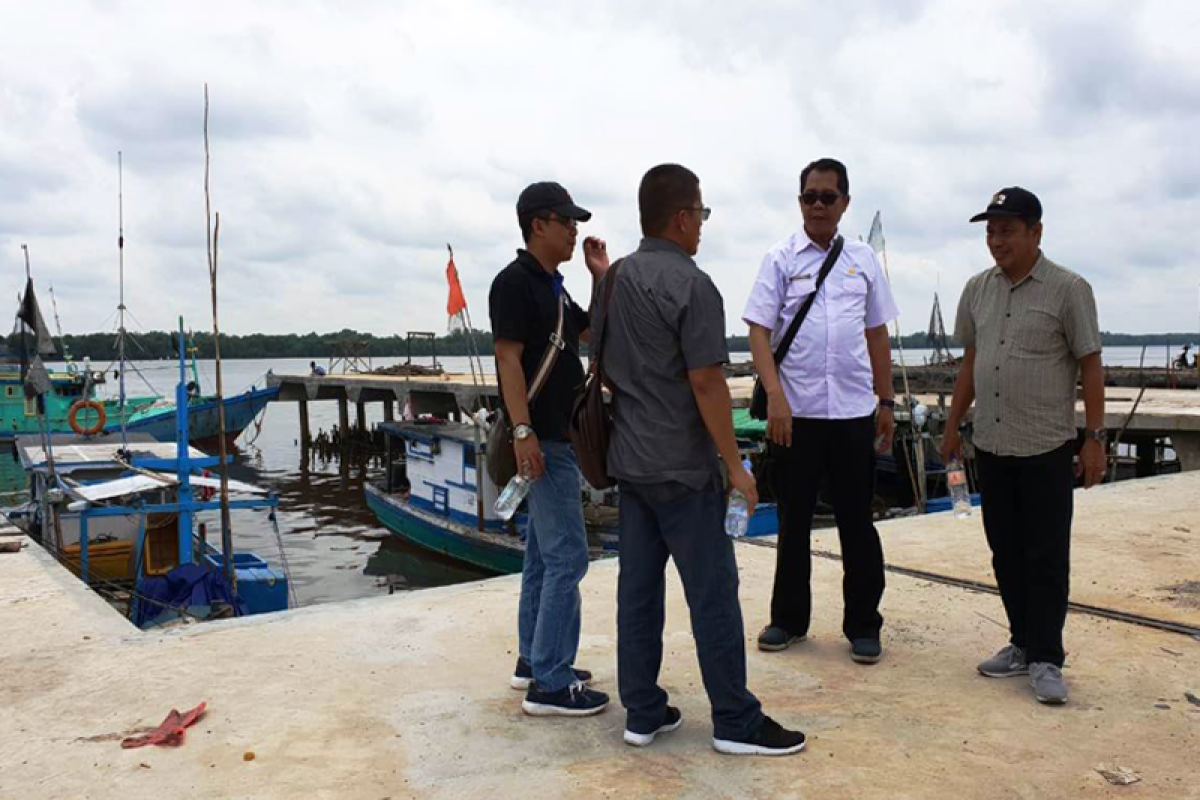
[942,187,1105,706]
[596,163,805,756]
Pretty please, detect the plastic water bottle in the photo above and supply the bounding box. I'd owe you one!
[725,458,754,538]
[494,471,533,521]
[911,402,928,431]
[947,458,971,518]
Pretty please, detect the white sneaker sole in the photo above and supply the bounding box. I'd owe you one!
[712,737,807,756]
[511,675,591,691]
[522,699,608,717]
[623,717,684,747]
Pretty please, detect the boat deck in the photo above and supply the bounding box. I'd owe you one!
[1,472,1197,799]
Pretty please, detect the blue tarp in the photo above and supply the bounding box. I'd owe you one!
[134,562,246,627]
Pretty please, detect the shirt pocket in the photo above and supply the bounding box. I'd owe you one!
[836,273,869,320]
[1014,305,1065,357]
[781,275,818,319]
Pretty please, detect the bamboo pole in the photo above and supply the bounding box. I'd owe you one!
[204,84,236,592]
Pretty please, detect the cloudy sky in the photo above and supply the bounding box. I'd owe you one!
[2,0,1198,340]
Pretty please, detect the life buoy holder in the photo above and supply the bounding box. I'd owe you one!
[67,400,107,436]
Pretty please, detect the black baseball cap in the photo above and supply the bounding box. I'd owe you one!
[516,181,592,221]
[969,186,1042,223]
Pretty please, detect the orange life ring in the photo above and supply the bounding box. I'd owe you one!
[67,400,107,436]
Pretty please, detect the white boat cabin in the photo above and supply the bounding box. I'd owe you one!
[384,422,504,531]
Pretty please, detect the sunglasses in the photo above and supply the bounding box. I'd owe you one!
[800,192,842,206]
[680,205,712,221]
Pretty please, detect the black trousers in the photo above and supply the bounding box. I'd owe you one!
[769,415,885,641]
[975,441,1074,667]
[617,479,764,741]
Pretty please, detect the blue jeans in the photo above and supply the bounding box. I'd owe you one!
[617,478,764,741]
[517,441,590,692]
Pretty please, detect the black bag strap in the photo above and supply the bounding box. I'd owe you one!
[589,260,623,375]
[771,235,844,364]
[526,292,566,403]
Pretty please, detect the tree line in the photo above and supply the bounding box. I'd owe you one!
[6,329,1195,362]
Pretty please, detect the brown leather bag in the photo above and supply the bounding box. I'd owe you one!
[485,294,566,486]
[569,261,622,489]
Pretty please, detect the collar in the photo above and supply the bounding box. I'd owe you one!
[989,250,1047,286]
[792,226,840,256]
[516,249,558,281]
[637,237,694,262]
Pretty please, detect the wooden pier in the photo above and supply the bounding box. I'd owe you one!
[266,371,1200,471]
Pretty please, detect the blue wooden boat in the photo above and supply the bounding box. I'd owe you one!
[124,385,279,451]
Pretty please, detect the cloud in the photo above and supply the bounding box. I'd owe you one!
[0,0,1196,338]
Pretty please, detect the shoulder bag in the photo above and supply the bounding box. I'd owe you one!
[568,260,622,490]
[485,293,566,486]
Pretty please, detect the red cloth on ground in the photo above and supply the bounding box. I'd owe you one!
[120,702,207,748]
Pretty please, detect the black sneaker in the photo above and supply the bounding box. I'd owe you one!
[623,706,683,747]
[850,638,883,664]
[510,657,593,690]
[522,680,609,717]
[757,625,807,652]
[712,716,806,756]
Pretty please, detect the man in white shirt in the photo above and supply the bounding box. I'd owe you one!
[743,158,899,665]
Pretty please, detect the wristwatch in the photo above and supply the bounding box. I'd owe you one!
[1085,428,1107,444]
[513,424,534,441]
[878,398,896,410]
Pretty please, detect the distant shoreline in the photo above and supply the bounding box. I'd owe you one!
[13,329,1198,362]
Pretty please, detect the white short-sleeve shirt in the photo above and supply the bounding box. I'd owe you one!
[742,229,898,419]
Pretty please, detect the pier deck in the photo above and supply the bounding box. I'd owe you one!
[2,473,1198,799]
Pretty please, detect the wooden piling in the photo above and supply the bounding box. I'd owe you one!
[299,397,311,447]
[356,400,367,432]
[338,397,350,438]
[383,400,394,422]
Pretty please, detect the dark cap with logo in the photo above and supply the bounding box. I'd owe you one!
[969,187,1042,223]
[516,182,592,222]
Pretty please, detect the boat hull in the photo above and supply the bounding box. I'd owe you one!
[365,484,524,575]
[125,387,278,450]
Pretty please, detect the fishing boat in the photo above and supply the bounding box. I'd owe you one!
[367,420,617,575]
[4,324,292,627]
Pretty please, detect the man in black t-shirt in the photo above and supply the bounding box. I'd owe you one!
[488,181,610,717]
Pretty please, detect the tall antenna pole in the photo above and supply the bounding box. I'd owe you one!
[117,151,129,446]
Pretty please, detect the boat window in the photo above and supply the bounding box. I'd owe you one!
[5,386,12,397]
[462,446,476,469]
[24,395,36,416]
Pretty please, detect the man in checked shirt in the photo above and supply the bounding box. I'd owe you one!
[942,186,1106,706]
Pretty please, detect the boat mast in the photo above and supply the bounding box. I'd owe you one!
[117,151,129,447]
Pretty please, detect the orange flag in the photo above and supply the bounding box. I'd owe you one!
[446,255,467,318]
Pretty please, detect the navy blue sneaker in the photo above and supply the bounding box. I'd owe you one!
[850,638,883,664]
[522,680,609,717]
[510,657,593,690]
[624,706,683,747]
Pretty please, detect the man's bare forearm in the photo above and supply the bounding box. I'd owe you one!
[946,347,977,429]
[495,344,532,426]
[865,325,894,400]
[689,367,741,469]
[1079,352,1105,430]
[748,325,783,396]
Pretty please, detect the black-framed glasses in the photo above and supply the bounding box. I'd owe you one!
[800,191,841,207]
[539,213,578,231]
[680,205,712,221]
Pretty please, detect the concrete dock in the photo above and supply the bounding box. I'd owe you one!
[2,473,1198,799]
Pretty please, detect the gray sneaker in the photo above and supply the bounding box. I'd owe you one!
[1029,663,1068,705]
[977,644,1029,678]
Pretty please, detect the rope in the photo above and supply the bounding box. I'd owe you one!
[268,510,300,609]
